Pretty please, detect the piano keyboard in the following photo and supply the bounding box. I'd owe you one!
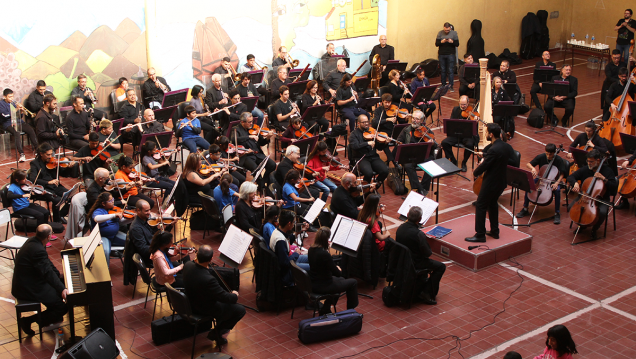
[62,252,85,294]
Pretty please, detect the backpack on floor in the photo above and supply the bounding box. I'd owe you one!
[527,108,545,128]
[387,167,407,196]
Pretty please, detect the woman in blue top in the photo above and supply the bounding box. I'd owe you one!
[176,105,210,154]
[7,170,50,225]
[88,192,127,268]
[261,205,280,248]
[213,173,239,212]
[282,169,315,213]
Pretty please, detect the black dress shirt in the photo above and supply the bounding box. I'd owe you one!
[570,132,607,153]
[369,44,395,65]
[71,86,96,108]
[204,86,227,111]
[605,81,636,105]
[118,101,145,126]
[129,216,161,264]
[492,70,517,83]
[235,199,261,233]
[236,83,261,98]
[275,157,295,185]
[336,87,356,109]
[35,109,62,149]
[330,185,363,219]
[566,164,617,201]
[213,66,235,92]
[11,237,65,301]
[65,109,91,141]
[308,247,341,286]
[474,139,515,191]
[349,127,379,159]
[396,221,433,266]
[183,261,238,316]
[26,90,53,115]
[230,123,267,153]
[549,75,578,100]
[323,70,346,91]
[142,77,170,107]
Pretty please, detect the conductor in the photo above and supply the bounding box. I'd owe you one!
[466,123,514,243]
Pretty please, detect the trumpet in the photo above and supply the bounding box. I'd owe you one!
[287,54,299,69]
[82,86,98,104]
[10,101,34,117]
[155,79,169,93]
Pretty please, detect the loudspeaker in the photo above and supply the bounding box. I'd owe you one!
[62,328,119,359]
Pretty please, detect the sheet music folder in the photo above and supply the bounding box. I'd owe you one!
[328,214,367,258]
[218,224,253,268]
[397,191,439,225]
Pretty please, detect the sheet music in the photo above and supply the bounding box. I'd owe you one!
[163,203,174,215]
[398,191,439,225]
[418,161,446,177]
[218,224,252,265]
[330,214,367,251]
[303,198,325,224]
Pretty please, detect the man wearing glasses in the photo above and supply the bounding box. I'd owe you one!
[230,112,276,189]
[348,114,388,185]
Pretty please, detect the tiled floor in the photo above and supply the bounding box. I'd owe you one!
[1,50,635,358]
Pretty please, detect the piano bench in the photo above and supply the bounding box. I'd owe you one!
[15,299,43,342]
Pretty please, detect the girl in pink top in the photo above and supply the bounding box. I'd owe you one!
[149,231,192,287]
[534,324,578,359]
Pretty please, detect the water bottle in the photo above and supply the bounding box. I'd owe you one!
[57,328,65,349]
[585,34,589,45]
[591,35,595,45]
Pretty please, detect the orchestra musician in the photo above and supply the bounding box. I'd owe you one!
[129,199,166,264]
[349,114,389,184]
[458,53,480,100]
[515,143,568,225]
[118,89,146,145]
[281,116,311,145]
[409,68,437,120]
[322,59,348,99]
[337,74,370,131]
[530,51,557,110]
[330,172,372,220]
[240,54,260,73]
[140,141,176,191]
[182,245,245,347]
[150,231,191,288]
[1,88,39,162]
[12,224,67,337]
[493,60,521,103]
[65,96,92,149]
[272,46,292,75]
[205,74,231,133]
[189,85,220,144]
[236,73,265,126]
[88,192,127,267]
[224,90,248,131]
[177,105,210,154]
[269,67,292,103]
[466,123,515,243]
[491,76,513,138]
[322,43,336,59]
[182,153,224,204]
[230,112,277,189]
[115,156,156,209]
[274,145,321,200]
[29,143,78,224]
[86,168,125,212]
[441,96,480,172]
[372,93,407,167]
[7,170,51,226]
[213,173,240,213]
[567,121,608,160]
[307,141,346,203]
[73,132,112,185]
[387,69,410,105]
[235,182,282,234]
[115,77,128,102]
[566,149,617,241]
[545,64,578,128]
[34,93,65,149]
[25,80,52,123]
[281,169,315,216]
[205,142,245,185]
[369,35,394,72]
[601,50,627,111]
[142,67,171,109]
[619,147,636,209]
[97,119,123,164]
[214,57,237,92]
[300,80,330,135]
[272,85,298,130]
[71,74,105,121]
[140,108,165,134]
[358,194,392,252]
[604,67,635,122]
[394,110,435,196]
[270,210,311,286]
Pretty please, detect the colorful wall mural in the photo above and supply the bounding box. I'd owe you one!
[0,0,387,110]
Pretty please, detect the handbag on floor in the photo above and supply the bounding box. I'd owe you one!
[297,309,363,344]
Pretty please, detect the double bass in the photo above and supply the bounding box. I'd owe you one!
[527,146,564,206]
[569,156,608,228]
[598,70,636,149]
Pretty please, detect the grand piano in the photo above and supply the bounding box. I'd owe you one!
[61,243,115,341]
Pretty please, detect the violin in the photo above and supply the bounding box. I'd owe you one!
[351,179,374,197]
[153,148,177,160]
[249,125,276,137]
[251,194,278,208]
[21,180,55,196]
[148,215,181,226]
[386,104,411,119]
[227,143,252,155]
[362,127,377,140]
[46,157,75,169]
[109,206,135,219]
[103,179,134,191]
[375,203,387,217]
[413,125,437,145]
[199,163,225,176]
[168,245,196,254]
[319,152,347,169]
[294,126,313,140]
[91,144,111,161]
[293,161,317,175]
[528,146,563,206]
[129,169,157,183]
[295,178,315,191]
[569,156,608,228]
[461,104,479,120]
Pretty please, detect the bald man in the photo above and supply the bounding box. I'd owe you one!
[142,67,171,109]
[369,35,394,71]
[140,108,165,133]
[330,172,366,220]
[323,59,348,98]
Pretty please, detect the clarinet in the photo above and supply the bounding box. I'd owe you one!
[51,117,70,145]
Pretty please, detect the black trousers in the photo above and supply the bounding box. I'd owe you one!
[145,177,175,191]
[416,259,446,299]
[22,293,67,327]
[313,276,358,315]
[199,117,220,145]
[530,83,543,109]
[3,122,38,154]
[34,185,69,222]
[127,193,155,210]
[357,156,388,183]
[306,116,330,135]
[230,169,246,186]
[416,102,437,120]
[210,302,246,332]
[242,154,276,188]
[376,142,395,163]
[494,116,515,137]
[404,163,431,193]
[545,98,575,126]
[475,186,506,237]
[459,83,480,100]
[14,203,50,225]
[441,136,476,164]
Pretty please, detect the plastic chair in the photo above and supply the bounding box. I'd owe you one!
[0,208,28,262]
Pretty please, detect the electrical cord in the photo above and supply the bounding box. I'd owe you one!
[336,246,525,359]
[114,311,152,359]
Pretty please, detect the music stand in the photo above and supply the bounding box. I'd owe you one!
[443,118,478,180]
[358,96,381,111]
[247,70,264,84]
[412,85,438,121]
[502,165,536,227]
[463,64,479,83]
[419,158,461,223]
[395,142,432,193]
[383,62,407,74]
[161,89,188,108]
[153,105,177,124]
[302,104,330,127]
[353,76,370,93]
[492,104,521,136]
[536,82,570,135]
[430,85,450,127]
[288,80,309,102]
[619,132,636,155]
[293,135,318,155]
[503,83,519,100]
[140,131,173,151]
[391,123,409,141]
[240,96,258,112]
[533,68,560,83]
[568,147,589,169]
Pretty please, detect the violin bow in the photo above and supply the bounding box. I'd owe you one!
[29,169,42,198]
[297,123,316,139]
[55,146,62,182]
[154,135,172,164]
[90,134,122,161]
[301,146,312,197]
[108,164,127,204]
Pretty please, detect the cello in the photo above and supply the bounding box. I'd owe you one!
[527,145,564,206]
[598,70,636,149]
[569,156,609,228]
[569,122,604,176]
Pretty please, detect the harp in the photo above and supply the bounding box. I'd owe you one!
[478,58,493,148]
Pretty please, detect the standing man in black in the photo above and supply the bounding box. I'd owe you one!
[12,224,68,336]
[35,94,65,149]
[614,9,636,63]
[183,245,245,346]
[466,123,514,243]
[544,64,578,127]
[25,80,52,125]
[567,149,617,240]
[530,51,557,110]
[601,50,626,111]
[396,207,446,305]
[441,96,479,172]
[142,67,171,109]
[369,35,394,72]
[436,22,459,92]
[348,114,388,184]
[65,96,92,149]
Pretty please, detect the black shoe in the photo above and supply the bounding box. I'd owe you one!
[461,163,467,172]
[516,208,529,218]
[616,199,630,210]
[20,317,35,336]
[485,231,499,239]
[216,337,228,346]
[465,236,486,243]
[418,292,437,305]
[590,229,598,241]
[554,212,561,225]
[419,189,429,197]
[60,218,67,225]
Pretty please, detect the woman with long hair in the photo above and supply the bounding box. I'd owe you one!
[336,73,369,131]
[149,231,190,287]
[357,194,391,252]
[115,155,156,209]
[306,141,346,202]
[300,80,329,135]
[140,140,176,191]
[308,227,358,315]
[182,153,225,204]
[387,69,411,107]
[213,173,239,212]
[88,192,126,267]
[491,76,513,138]
[189,85,218,145]
[7,169,50,226]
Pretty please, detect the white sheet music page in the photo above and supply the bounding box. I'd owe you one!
[329,214,368,251]
[303,198,326,224]
[418,161,446,177]
[218,224,252,265]
[398,191,439,225]
[328,214,344,243]
[332,216,354,247]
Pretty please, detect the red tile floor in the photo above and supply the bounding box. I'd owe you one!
[1,50,635,358]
